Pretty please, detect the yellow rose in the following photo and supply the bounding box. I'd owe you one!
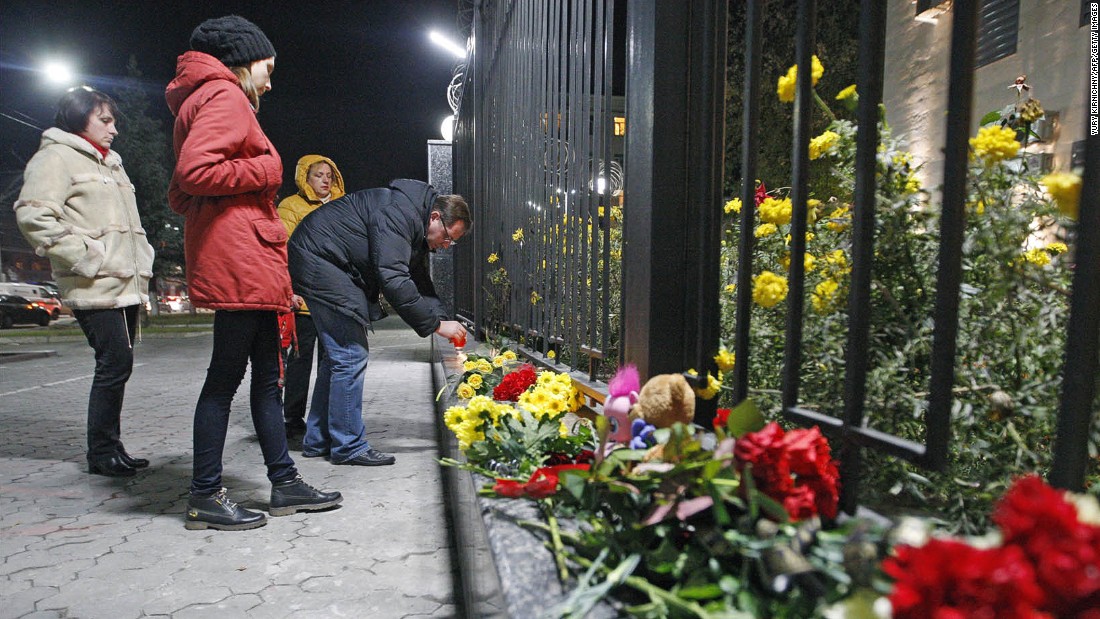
[467,373,484,389]
[456,383,476,399]
[502,350,518,361]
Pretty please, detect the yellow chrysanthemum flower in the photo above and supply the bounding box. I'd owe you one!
[1022,247,1051,267]
[969,125,1020,164]
[1041,172,1082,219]
[724,197,743,214]
[752,271,789,308]
[714,348,736,372]
[1046,242,1068,255]
[687,369,722,400]
[826,206,851,232]
[825,249,850,273]
[755,223,779,238]
[809,130,840,160]
[467,373,484,389]
[531,291,542,305]
[777,55,824,103]
[836,84,857,100]
[487,253,499,263]
[513,228,524,242]
[456,383,476,399]
[758,196,793,226]
[812,279,841,314]
[779,252,816,273]
[547,349,556,360]
[724,283,736,295]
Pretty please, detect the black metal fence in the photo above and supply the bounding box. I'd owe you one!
[454,0,1098,510]
[453,0,620,382]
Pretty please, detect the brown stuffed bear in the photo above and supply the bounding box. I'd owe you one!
[632,373,695,428]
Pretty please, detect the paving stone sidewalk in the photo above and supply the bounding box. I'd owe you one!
[0,320,455,618]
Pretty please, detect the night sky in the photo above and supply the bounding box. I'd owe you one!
[0,0,464,197]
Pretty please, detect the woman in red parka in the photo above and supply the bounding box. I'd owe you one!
[166,15,341,531]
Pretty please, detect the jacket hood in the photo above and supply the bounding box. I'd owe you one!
[165,51,240,116]
[389,178,438,225]
[294,155,346,203]
[40,127,122,166]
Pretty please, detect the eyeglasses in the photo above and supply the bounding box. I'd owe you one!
[441,224,457,247]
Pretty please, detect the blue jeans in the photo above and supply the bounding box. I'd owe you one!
[191,310,298,495]
[73,305,138,461]
[304,302,373,463]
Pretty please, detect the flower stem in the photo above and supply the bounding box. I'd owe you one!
[813,90,837,123]
[540,499,570,583]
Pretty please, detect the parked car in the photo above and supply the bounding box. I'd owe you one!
[0,282,63,319]
[0,294,52,328]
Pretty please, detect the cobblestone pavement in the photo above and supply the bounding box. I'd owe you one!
[0,320,455,618]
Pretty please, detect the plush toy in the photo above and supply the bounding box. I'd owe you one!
[632,373,695,428]
[604,364,640,443]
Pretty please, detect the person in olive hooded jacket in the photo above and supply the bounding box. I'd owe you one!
[277,155,346,442]
[166,15,340,531]
[287,179,469,466]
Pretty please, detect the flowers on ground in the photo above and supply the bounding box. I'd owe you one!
[493,463,590,499]
[885,475,1100,618]
[492,363,537,401]
[734,422,840,520]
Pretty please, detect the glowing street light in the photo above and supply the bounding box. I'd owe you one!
[43,61,74,85]
[429,31,466,59]
[440,115,455,142]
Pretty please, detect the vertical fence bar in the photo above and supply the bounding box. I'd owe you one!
[1050,132,1100,491]
[732,0,763,404]
[780,0,816,413]
[622,0,727,384]
[838,0,887,515]
[924,0,979,471]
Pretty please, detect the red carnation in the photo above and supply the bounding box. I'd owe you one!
[492,463,590,499]
[493,364,538,401]
[734,422,839,521]
[713,408,731,431]
[993,475,1100,616]
[884,539,1048,619]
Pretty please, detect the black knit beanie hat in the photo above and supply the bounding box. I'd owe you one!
[190,15,276,67]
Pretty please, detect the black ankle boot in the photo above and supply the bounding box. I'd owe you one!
[117,451,149,469]
[269,475,343,516]
[185,488,267,531]
[88,455,136,477]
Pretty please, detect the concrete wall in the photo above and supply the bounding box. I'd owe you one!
[883,0,1090,195]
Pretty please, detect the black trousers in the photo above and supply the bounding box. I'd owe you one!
[73,305,139,461]
[191,310,297,495]
[283,312,323,423]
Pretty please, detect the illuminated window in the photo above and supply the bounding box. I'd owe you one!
[613,116,626,136]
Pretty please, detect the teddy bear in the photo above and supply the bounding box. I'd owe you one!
[632,373,695,428]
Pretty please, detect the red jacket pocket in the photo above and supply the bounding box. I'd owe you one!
[252,218,289,246]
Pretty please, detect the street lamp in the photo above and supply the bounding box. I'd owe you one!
[429,31,466,59]
[43,61,74,86]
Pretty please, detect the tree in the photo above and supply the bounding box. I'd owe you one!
[111,56,184,287]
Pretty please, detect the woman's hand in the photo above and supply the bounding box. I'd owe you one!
[291,294,305,310]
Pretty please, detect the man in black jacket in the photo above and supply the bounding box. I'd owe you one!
[287,179,470,466]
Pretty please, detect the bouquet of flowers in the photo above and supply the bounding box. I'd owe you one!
[444,349,520,400]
